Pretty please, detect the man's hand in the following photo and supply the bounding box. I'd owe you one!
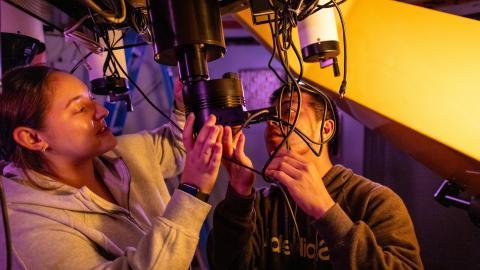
[222,126,255,196]
[265,149,335,219]
[181,113,223,194]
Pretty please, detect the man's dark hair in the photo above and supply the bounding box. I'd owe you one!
[269,84,340,155]
[0,65,56,172]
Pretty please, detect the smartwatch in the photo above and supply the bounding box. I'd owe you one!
[178,183,210,202]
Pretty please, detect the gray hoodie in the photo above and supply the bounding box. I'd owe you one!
[2,114,211,270]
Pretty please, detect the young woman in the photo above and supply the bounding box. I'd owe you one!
[0,65,223,269]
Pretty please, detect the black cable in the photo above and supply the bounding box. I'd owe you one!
[277,182,300,238]
[112,29,128,48]
[104,36,183,133]
[0,177,12,270]
[267,18,286,84]
[262,84,302,180]
[103,33,121,78]
[318,0,347,9]
[70,51,94,74]
[260,3,306,255]
[281,81,338,155]
[262,5,304,180]
[97,28,268,176]
[331,0,348,97]
[110,42,148,51]
[261,2,346,263]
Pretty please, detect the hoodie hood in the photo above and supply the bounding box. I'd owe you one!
[1,156,131,215]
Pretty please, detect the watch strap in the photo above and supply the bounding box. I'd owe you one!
[178,183,210,202]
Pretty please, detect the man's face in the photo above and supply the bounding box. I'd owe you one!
[264,92,323,156]
[39,72,117,162]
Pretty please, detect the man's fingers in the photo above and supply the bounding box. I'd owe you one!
[232,130,242,147]
[265,169,295,188]
[266,158,302,180]
[183,113,195,151]
[271,149,308,171]
[280,148,309,164]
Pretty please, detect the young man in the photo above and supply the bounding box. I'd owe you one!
[208,85,423,269]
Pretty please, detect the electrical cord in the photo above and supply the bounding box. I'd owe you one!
[87,10,185,132]
[70,28,127,74]
[82,0,127,24]
[103,35,184,133]
[258,1,347,261]
[331,0,348,97]
[241,109,271,130]
[92,6,340,260]
[260,2,307,252]
[93,25,269,170]
[64,15,91,35]
[263,2,305,172]
[131,7,152,43]
[305,0,347,96]
[318,0,347,9]
[277,182,301,238]
[70,51,94,74]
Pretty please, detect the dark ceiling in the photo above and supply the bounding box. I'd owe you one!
[398,0,480,20]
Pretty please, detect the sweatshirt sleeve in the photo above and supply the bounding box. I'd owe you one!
[11,190,211,270]
[144,110,186,179]
[208,185,261,270]
[313,186,424,270]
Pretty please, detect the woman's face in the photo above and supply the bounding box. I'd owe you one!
[40,72,117,162]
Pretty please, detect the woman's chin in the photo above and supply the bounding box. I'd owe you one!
[98,136,118,154]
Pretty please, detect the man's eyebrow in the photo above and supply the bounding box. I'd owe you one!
[280,99,299,108]
[65,95,83,109]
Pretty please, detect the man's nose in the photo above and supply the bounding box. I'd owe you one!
[267,120,278,127]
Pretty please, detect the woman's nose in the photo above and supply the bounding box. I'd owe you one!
[95,103,110,120]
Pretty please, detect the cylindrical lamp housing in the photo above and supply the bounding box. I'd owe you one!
[298,0,340,62]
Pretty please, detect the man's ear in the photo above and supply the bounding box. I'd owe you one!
[322,119,335,142]
[12,127,47,152]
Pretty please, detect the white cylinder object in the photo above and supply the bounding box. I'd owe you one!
[297,0,339,62]
[1,1,45,44]
[86,30,128,81]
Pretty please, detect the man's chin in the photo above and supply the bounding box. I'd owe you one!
[266,141,309,155]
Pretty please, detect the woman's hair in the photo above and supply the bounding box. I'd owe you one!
[0,65,57,171]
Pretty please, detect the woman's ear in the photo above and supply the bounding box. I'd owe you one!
[322,119,335,142]
[12,127,47,152]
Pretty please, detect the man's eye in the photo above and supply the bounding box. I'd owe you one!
[78,106,87,113]
[282,109,296,114]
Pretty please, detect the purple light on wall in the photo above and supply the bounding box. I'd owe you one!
[239,68,285,110]
[320,58,334,68]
